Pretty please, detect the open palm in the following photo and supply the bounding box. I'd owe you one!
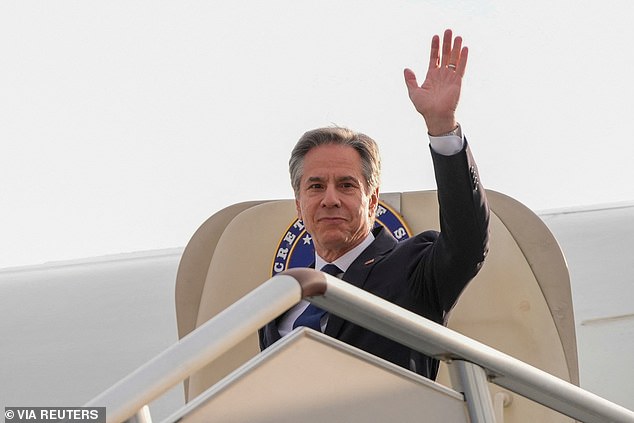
[404,29,468,135]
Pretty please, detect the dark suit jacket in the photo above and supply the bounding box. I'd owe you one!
[260,141,489,380]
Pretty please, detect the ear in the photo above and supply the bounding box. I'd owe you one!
[295,197,302,221]
[369,187,379,217]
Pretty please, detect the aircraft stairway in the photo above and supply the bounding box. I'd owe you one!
[85,191,634,422]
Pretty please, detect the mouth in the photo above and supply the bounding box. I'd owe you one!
[317,216,346,223]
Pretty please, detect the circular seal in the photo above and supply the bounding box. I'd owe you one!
[271,200,412,276]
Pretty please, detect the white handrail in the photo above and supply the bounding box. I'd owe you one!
[314,275,634,423]
[85,270,634,423]
[84,275,301,423]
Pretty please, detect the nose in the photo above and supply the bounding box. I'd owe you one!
[320,184,341,208]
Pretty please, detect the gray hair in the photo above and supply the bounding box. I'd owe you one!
[289,126,381,197]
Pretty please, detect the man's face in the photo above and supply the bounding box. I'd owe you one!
[295,144,378,262]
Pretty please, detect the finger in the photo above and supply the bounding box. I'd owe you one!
[440,29,452,67]
[450,36,463,68]
[428,34,440,71]
[456,47,468,77]
[403,68,419,92]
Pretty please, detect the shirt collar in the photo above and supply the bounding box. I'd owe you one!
[315,231,375,273]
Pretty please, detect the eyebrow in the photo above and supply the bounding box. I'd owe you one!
[306,176,325,183]
[304,175,360,184]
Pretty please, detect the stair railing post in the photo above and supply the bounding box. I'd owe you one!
[448,360,497,423]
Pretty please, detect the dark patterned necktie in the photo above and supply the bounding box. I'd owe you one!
[292,264,342,331]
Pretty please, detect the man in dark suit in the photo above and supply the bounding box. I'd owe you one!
[260,29,489,380]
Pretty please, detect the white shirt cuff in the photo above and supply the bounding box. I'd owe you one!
[428,125,465,156]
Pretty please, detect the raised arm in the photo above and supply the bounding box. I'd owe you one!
[404,30,489,313]
[404,29,468,136]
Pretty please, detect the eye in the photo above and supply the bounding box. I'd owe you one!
[340,182,357,190]
[307,183,324,190]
